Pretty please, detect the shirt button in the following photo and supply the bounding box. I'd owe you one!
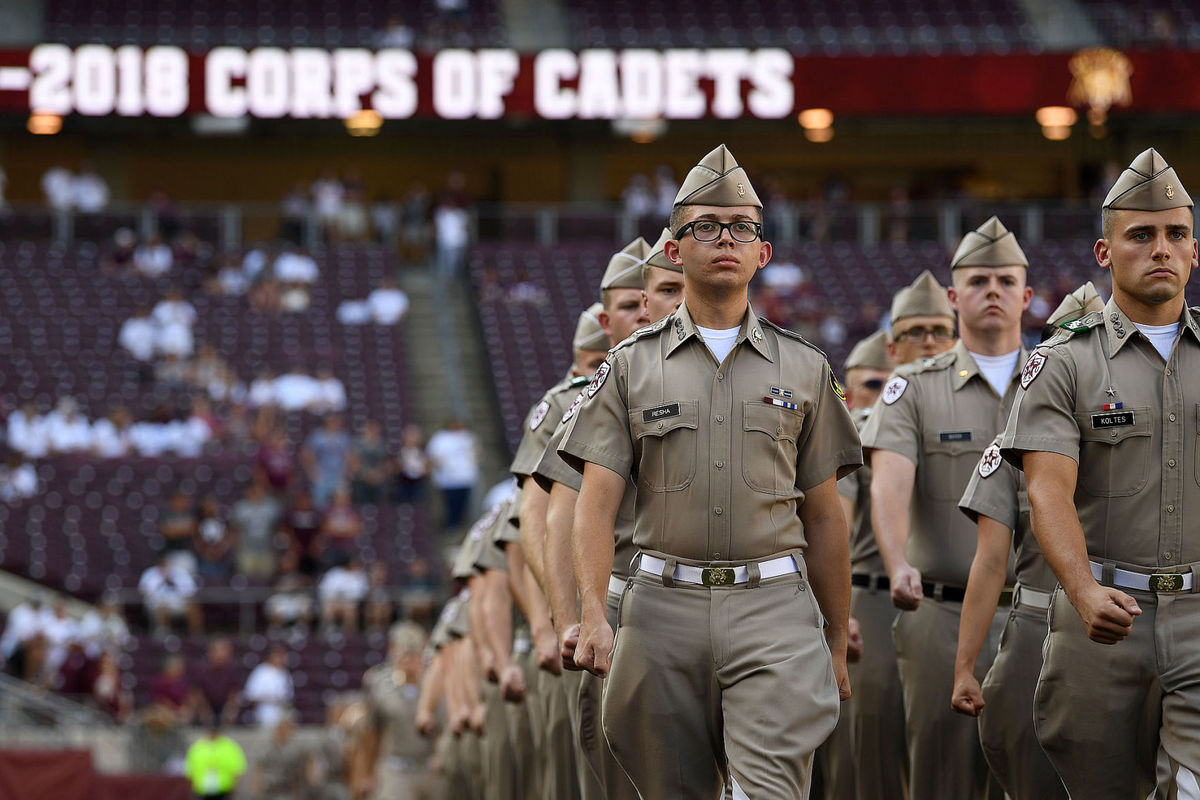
[717,372,724,381]
[657,422,663,431]
[715,415,724,423]
[1166,368,1172,376]
[1163,552,1173,560]
[1170,413,1177,422]
[1110,431,1118,439]
[1169,459,1177,468]
[715,460,724,469]
[1168,505,1175,513]
[714,506,723,516]
[714,552,721,559]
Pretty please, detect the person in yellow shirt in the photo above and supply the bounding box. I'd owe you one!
[184,720,247,800]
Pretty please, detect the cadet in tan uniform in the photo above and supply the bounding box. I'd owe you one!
[1000,148,1200,798]
[861,216,1033,800]
[842,272,956,800]
[535,238,663,800]
[562,144,861,799]
[951,285,1103,800]
[361,622,447,800]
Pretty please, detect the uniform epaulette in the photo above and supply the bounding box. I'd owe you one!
[899,349,955,376]
[613,315,672,352]
[1057,311,1104,335]
[568,374,590,388]
[758,317,828,358]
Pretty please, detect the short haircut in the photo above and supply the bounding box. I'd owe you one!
[1101,207,1116,240]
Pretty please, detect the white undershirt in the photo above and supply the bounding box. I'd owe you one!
[1133,322,1179,362]
[696,325,740,364]
[969,349,1021,397]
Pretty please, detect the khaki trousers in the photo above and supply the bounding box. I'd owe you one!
[539,667,583,799]
[507,648,540,799]
[978,602,1066,800]
[480,681,518,800]
[846,585,907,800]
[374,760,448,800]
[452,730,485,800]
[1036,588,1200,798]
[603,573,840,799]
[813,707,855,800]
[892,598,1005,800]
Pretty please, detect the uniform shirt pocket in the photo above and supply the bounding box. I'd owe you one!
[629,400,698,492]
[1074,406,1151,497]
[921,429,986,501]
[742,399,805,495]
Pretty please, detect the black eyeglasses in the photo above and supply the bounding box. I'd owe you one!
[893,326,955,344]
[863,379,885,391]
[675,219,763,243]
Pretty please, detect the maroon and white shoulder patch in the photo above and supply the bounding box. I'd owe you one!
[529,400,551,431]
[586,361,611,398]
[882,376,908,405]
[560,391,585,424]
[978,442,1003,478]
[1020,351,1047,390]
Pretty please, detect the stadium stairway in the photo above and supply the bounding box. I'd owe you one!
[1016,0,1103,48]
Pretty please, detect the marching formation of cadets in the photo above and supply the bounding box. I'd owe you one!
[360,145,1200,800]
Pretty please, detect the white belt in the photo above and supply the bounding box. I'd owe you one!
[1090,561,1194,593]
[1012,582,1052,611]
[638,553,800,586]
[608,575,626,598]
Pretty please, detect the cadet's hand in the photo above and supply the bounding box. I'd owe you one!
[951,670,984,717]
[415,708,437,737]
[450,706,470,735]
[574,616,615,678]
[846,617,864,664]
[481,649,498,683]
[832,650,851,701]
[534,626,562,676]
[559,623,582,671]
[499,662,526,703]
[890,564,923,611]
[1074,584,1141,644]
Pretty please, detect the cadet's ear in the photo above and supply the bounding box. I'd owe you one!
[1094,239,1113,271]
[664,239,683,267]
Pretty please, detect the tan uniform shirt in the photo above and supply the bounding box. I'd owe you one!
[839,406,884,574]
[364,664,434,761]
[559,302,861,562]
[510,374,590,480]
[472,499,511,574]
[430,596,459,650]
[1000,299,1200,570]
[452,507,503,581]
[959,436,1056,592]
[860,340,1026,586]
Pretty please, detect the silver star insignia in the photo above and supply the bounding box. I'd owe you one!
[1105,386,1116,397]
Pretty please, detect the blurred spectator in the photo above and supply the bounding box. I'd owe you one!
[160,490,199,574]
[250,275,282,314]
[195,496,235,580]
[377,15,415,48]
[190,345,240,402]
[150,653,192,717]
[77,595,131,658]
[819,314,848,348]
[886,184,912,243]
[371,191,400,248]
[366,275,410,325]
[337,170,369,240]
[249,369,278,409]
[312,170,344,238]
[101,228,138,274]
[244,645,294,727]
[0,450,37,502]
[314,366,348,414]
[318,487,363,565]
[232,481,282,581]
[402,557,438,623]
[400,181,432,263]
[279,281,311,313]
[274,244,319,285]
[274,365,321,412]
[426,418,479,529]
[265,553,315,634]
[139,553,203,635]
[153,287,197,358]
[283,490,322,576]
[318,556,369,634]
[40,598,78,682]
[303,414,351,507]
[133,233,174,278]
[621,174,654,218]
[131,654,190,772]
[210,254,250,297]
[41,164,74,210]
[394,424,429,504]
[1,594,47,681]
[242,244,269,282]
[45,396,92,454]
[190,637,243,727]
[362,562,394,633]
[57,637,96,699]
[280,182,310,245]
[119,306,158,366]
[252,710,307,799]
[183,721,247,800]
[434,172,470,278]
[91,651,133,721]
[349,419,389,504]
[653,165,677,218]
[155,353,190,389]
[6,404,48,458]
[254,426,294,492]
[148,189,181,240]
[72,162,110,213]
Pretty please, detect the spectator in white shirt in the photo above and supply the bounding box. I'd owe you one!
[318,556,369,634]
[129,420,172,457]
[0,450,38,502]
[72,162,109,213]
[152,287,197,358]
[6,405,49,459]
[425,418,480,530]
[243,645,294,727]
[273,245,319,285]
[313,366,347,413]
[45,397,92,454]
[138,554,203,635]
[91,407,133,459]
[248,370,277,408]
[367,275,410,325]
[273,366,322,412]
[77,595,131,658]
[133,234,173,279]
[1,595,47,680]
[41,599,78,678]
[119,307,158,363]
[311,170,344,236]
[41,164,74,210]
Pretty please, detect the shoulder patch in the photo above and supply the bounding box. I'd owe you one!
[828,367,846,402]
[529,400,551,431]
[1057,311,1103,335]
[1020,350,1047,390]
[882,376,908,405]
[978,442,1003,478]
[586,361,611,398]
[561,391,585,424]
[568,374,590,388]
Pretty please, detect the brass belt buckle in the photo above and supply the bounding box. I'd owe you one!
[702,567,735,586]
[1150,573,1185,592]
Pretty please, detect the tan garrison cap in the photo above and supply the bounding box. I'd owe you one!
[951,216,1029,270]
[600,237,651,291]
[645,228,682,273]
[1103,147,1193,210]
[844,330,892,373]
[389,621,426,653]
[1046,281,1105,327]
[573,302,608,350]
[890,269,954,323]
[673,144,762,209]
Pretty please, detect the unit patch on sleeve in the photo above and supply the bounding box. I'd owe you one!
[586,361,611,398]
[1020,351,1046,390]
[978,442,1002,478]
[882,376,908,405]
[529,400,551,431]
[560,391,584,424]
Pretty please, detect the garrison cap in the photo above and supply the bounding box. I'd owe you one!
[1046,281,1105,327]
[600,237,650,292]
[843,330,892,374]
[673,144,762,210]
[1103,147,1193,211]
[388,621,427,653]
[573,302,608,351]
[950,216,1029,270]
[890,269,955,324]
[645,228,682,273]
